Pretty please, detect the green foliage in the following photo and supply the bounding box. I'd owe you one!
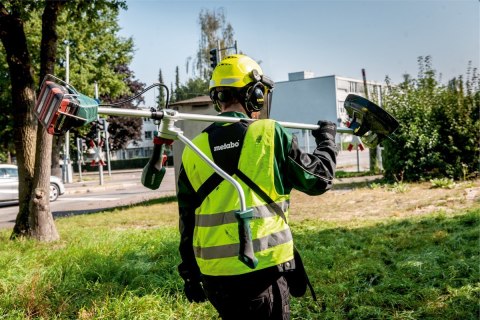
[0,1,135,158]
[157,69,166,108]
[335,170,376,179]
[0,202,478,319]
[54,5,133,98]
[387,181,409,193]
[382,56,480,182]
[194,8,235,81]
[430,178,456,189]
[174,77,209,102]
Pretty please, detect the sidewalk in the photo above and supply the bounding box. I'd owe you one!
[64,168,174,195]
[63,165,382,196]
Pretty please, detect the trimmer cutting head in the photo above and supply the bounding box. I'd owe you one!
[344,94,399,148]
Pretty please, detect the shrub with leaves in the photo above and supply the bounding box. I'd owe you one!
[382,56,480,182]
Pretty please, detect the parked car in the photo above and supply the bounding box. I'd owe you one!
[0,164,65,202]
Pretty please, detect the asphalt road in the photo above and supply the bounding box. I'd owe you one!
[0,168,176,230]
[0,150,369,230]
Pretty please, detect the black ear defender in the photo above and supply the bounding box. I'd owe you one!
[244,82,265,113]
[243,69,274,113]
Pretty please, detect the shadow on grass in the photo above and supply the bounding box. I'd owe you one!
[53,195,178,219]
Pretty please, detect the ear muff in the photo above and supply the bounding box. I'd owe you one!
[244,82,265,113]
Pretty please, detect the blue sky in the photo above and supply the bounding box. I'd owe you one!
[118,0,479,104]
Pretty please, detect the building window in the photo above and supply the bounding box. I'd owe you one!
[338,101,346,116]
[349,81,358,93]
[145,131,153,140]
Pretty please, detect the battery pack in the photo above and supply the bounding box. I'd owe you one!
[34,75,99,135]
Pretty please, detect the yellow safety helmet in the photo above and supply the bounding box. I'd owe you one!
[209,54,274,114]
[209,54,263,90]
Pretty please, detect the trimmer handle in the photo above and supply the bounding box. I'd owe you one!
[235,208,258,269]
[141,137,172,190]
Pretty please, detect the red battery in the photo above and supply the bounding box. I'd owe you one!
[34,81,68,132]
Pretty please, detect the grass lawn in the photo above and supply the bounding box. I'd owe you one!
[0,179,479,319]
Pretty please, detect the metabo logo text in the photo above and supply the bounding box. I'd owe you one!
[213,141,240,152]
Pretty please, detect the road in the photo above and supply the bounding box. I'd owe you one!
[337,149,371,171]
[0,150,370,230]
[0,168,176,230]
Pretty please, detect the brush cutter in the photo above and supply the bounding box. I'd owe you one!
[34,74,399,268]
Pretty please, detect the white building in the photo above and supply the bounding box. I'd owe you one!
[270,71,385,153]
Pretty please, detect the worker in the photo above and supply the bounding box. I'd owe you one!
[177,54,337,319]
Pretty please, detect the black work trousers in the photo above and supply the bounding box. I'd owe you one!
[202,267,290,320]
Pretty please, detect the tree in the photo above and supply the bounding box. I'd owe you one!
[195,8,235,80]
[0,1,58,241]
[51,4,134,178]
[99,64,144,151]
[175,77,208,102]
[156,68,166,108]
[167,8,235,103]
[0,0,127,241]
[382,56,479,181]
[0,54,13,163]
[172,65,180,103]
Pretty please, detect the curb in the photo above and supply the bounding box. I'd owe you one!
[65,182,144,195]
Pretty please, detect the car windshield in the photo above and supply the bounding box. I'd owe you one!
[0,168,18,178]
[6,168,18,178]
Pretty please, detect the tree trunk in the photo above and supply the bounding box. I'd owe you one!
[0,3,38,238]
[41,1,64,181]
[1,1,63,241]
[27,0,64,241]
[29,125,58,241]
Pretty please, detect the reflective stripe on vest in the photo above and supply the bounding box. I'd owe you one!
[182,120,294,276]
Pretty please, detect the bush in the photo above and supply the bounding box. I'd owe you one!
[382,57,479,182]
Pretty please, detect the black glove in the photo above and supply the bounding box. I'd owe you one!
[311,120,337,144]
[184,280,207,303]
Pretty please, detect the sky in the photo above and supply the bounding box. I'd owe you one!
[118,0,479,106]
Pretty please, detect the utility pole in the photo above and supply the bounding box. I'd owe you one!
[104,120,111,176]
[76,137,83,182]
[95,82,104,186]
[63,43,73,183]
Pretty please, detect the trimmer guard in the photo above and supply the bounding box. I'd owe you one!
[344,94,399,148]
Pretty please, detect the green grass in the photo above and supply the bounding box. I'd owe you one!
[292,210,480,319]
[0,198,478,319]
[335,170,376,179]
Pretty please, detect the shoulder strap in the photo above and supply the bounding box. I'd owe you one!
[194,120,250,204]
[234,169,287,223]
[235,171,318,302]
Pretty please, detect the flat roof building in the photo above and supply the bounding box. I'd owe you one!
[270,71,386,152]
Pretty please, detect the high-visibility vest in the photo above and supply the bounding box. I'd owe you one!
[182,119,294,276]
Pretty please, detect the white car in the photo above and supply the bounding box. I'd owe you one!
[0,164,65,202]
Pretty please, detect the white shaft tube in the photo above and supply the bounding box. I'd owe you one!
[97,107,352,133]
